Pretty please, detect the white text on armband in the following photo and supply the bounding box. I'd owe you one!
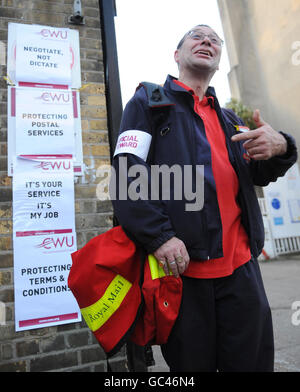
[113,130,152,161]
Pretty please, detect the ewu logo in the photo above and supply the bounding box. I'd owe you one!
[39,28,68,40]
[40,92,71,103]
[36,236,74,250]
[35,161,72,171]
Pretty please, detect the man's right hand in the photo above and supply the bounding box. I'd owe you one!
[153,237,190,278]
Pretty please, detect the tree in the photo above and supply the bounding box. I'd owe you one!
[225,98,256,129]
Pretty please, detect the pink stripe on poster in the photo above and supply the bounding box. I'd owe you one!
[18,82,69,90]
[19,154,73,160]
[11,87,16,117]
[72,91,78,118]
[16,229,73,237]
[19,313,78,328]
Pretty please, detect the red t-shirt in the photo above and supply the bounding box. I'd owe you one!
[174,80,251,278]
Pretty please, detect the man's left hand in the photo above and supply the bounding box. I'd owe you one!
[231,109,287,160]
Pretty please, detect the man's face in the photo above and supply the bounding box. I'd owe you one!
[174,26,222,75]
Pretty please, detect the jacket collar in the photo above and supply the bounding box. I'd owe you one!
[164,74,217,100]
[164,75,234,150]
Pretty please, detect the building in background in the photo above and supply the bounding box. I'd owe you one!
[218,0,300,159]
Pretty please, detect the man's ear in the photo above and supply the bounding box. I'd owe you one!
[174,49,179,64]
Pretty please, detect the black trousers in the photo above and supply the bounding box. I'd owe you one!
[160,258,274,372]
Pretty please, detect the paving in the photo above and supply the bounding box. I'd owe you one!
[148,254,300,372]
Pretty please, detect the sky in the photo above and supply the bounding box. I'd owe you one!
[114,0,232,108]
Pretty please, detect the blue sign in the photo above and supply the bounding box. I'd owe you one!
[274,217,284,226]
[271,198,281,210]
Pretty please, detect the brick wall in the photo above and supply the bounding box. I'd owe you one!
[0,0,126,372]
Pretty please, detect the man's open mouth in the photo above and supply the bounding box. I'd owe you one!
[195,50,213,57]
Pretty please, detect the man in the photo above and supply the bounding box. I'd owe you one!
[111,25,298,372]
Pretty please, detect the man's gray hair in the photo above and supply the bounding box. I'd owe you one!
[176,24,219,49]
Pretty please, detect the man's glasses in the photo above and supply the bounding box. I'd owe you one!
[187,30,224,47]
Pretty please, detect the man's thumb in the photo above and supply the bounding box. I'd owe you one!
[253,109,266,127]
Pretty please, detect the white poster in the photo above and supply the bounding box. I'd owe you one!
[14,229,80,331]
[7,22,81,88]
[15,24,71,86]
[7,86,83,175]
[13,156,81,331]
[15,87,75,156]
[13,156,75,233]
[264,164,300,238]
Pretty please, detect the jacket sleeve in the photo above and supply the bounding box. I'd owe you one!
[248,131,298,186]
[224,109,298,186]
[110,90,176,253]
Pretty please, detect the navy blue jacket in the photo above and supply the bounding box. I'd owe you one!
[112,75,298,260]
